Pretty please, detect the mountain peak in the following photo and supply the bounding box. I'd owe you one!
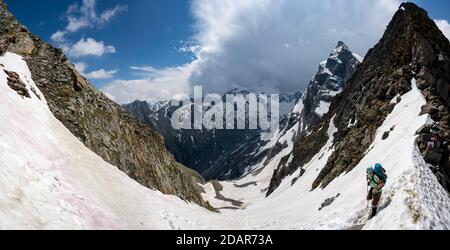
[397,2,428,19]
[130,99,147,105]
[336,41,346,47]
[399,2,420,11]
[268,1,450,196]
[330,41,350,58]
[387,2,436,38]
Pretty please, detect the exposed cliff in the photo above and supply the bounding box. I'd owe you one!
[267,2,450,195]
[0,1,207,207]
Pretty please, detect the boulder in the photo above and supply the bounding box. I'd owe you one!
[5,71,30,98]
[382,131,390,140]
[74,71,87,91]
[8,32,34,55]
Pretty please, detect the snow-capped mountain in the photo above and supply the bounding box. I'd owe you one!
[123,89,302,181]
[300,41,362,129]
[226,41,362,184]
[123,42,359,182]
[0,0,449,230]
[198,3,450,229]
[148,100,169,113]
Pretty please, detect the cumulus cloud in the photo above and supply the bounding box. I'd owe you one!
[67,37,116,57]
[435,19,450,40]
[187,0,401,94]
[74,62,117,80]
[103,0,403,103]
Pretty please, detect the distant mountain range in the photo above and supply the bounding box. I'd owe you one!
[123,41,361,181]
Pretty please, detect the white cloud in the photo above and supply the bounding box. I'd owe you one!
[85,69,118,79]
[67,38,116,57]
[74,62,87,74]
[103,0,404,103]
[51,30,67,43]
[67,16,91,33]
[101,64,193,104]
[51,0,127,42]
[50,0,125,60]
[100,5,128,23]
[129,66,161,74]
[187,0,401,94]
[435,19,450,40]
[74,62,117,80]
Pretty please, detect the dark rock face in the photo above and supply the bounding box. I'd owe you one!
[302,41,361,130]
[264,42,361,196]
[268,2,450,195]
[0,1,207,207]
[124,100,155,125]
[123,91,302,181]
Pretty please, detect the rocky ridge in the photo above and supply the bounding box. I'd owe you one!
[267,2,450,195]
[0,0,208,207]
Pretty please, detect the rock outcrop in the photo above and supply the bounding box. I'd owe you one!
[0,1,208,207]
[267,2,450,195]
[4,69,30,98]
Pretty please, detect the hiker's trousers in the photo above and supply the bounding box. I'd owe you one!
[367,188,382,208]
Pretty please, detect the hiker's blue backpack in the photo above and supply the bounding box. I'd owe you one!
[374,163,387,183]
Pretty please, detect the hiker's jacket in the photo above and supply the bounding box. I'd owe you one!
[367,174,384,194]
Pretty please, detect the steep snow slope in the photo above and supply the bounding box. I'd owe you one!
[269,2,450,196]
[1,52,448,229]
[0,52,211,229]
[207,42,361,203]
[0,0,206,205]
[200,79,450,230]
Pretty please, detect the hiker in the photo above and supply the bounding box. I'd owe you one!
[366,164,387,219]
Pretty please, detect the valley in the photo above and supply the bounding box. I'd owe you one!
[0,1,449,230]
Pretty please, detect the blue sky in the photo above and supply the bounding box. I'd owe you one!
[6,0,195,87]
[4,0,450,103]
